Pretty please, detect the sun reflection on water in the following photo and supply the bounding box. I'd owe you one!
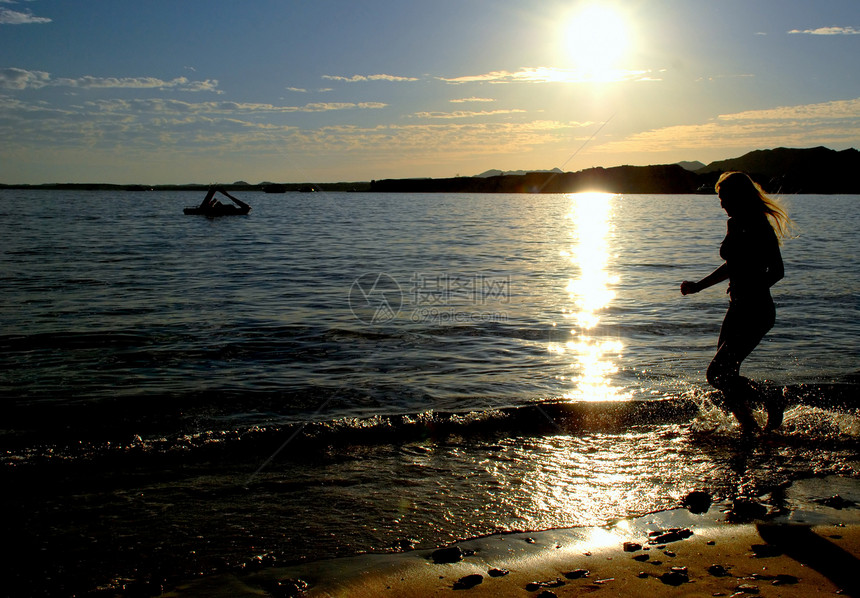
[553,192,630,402]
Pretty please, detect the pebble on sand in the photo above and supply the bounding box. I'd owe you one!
[431,546,464,564]
[734,583,760,594]
[648,528,693,544]
[452,574,483,590]
[659,566,690,586]
[707,564,731,577]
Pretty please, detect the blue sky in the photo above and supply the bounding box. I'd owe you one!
[1,0,858,184]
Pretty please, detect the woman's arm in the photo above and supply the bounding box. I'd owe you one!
[764,243,784,288]
[680,262,729,295]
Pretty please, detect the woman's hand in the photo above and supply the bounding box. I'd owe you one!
[680,280,699,295]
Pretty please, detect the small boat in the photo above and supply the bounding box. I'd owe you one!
[183,204,250,216]
[184,186,251,216]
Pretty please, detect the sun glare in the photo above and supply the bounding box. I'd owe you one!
[562,4,630,81]
[555,192,630,402]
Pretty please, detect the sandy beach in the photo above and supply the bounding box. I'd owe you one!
[166,475,860,597]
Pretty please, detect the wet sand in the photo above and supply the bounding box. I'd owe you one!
[166,476,860,597]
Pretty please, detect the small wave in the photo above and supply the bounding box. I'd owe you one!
[3,382,856,467]
[0,398,700,467]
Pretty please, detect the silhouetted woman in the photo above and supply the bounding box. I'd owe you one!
[681,172,791,433]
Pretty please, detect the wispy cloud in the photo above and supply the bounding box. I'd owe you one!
[593,97,860,153]
[0,89,578,165]
[297,120,591,161]
[303,101,387,111]
[321,74,419,82]
[695,73,755,83]
[0,67,51,89]
[450,97,496,103]
[412,109,526,119]
[438,66,655,84]
[788,26,859,35]
[287,86,334,94]
[717,97,860,121]
[85,98,388,114]
[0,3,51,25]
[0,68,221,92]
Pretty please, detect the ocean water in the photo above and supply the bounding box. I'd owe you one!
[1,190,858,595]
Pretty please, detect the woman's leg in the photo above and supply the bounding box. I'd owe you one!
[707,342,761,432]
[706,299,775,432]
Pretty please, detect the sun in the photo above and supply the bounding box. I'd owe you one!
[562,4,630,81]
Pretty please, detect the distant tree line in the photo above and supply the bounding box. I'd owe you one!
[2,147,857,194]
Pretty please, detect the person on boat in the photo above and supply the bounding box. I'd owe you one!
[196,186,251,213]
[198,187,222,209]
[680,171,792,434]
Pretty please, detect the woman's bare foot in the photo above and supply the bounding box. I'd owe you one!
[732,404,761,435]
[764,392,787,431]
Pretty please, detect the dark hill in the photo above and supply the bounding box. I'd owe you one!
[697,146,860,193]
[371,147,859,194]
[371,164,700,194]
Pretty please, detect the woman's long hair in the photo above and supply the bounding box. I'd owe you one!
[716,171,794,241]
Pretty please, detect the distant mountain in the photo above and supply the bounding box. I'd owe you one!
[676,161,705,172]
[4,147,856,194]
[371,147,860,193]
[696,146,860,193]
[373,164,700,194]
[475,168,562,178]
[475,169,504,178]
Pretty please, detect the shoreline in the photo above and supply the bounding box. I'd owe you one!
[166,475,860,597]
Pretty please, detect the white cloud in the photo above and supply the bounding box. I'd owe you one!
[0,7,51,24]
[717,97,860,121]
[438,66,655,84]
[788,26,859,35]
[305,101,387,111]
[450,97,496,103]
[0,68,222,92]
[84,98,387,115]
[695,73,755,83]
[0,89,581,164]
[295,120,589,159]
[412,109,526,119]
[0,67,51,89]
[593,97,860,154]
[321,74,419,82]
